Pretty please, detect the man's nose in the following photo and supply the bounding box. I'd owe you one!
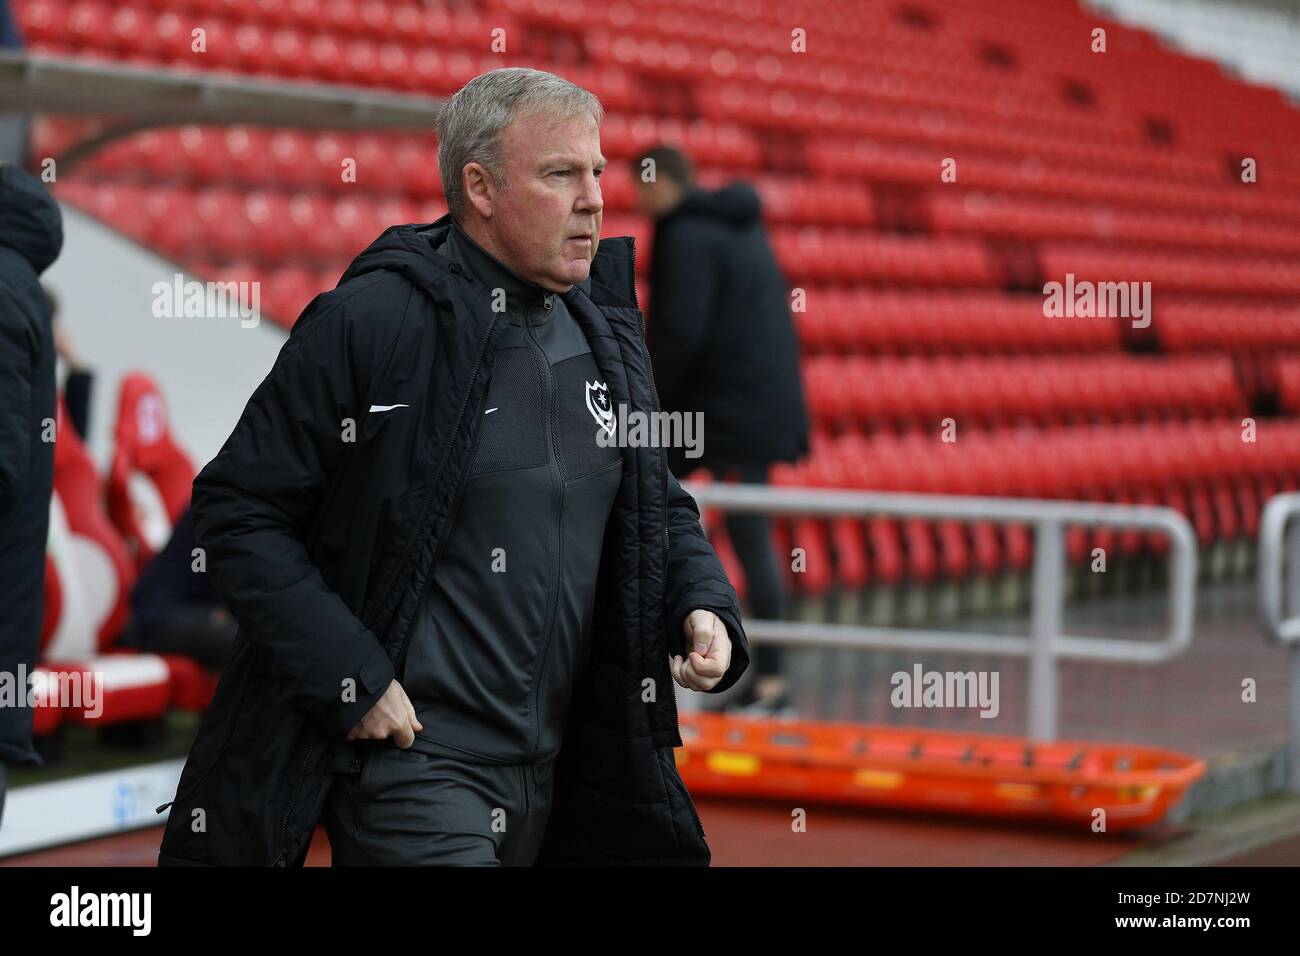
[576,171,603,214]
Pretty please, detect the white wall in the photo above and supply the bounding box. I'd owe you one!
[1089,0,1300,101]
[41,205,289,476]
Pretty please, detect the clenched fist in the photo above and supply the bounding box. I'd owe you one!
[670,608,731,692]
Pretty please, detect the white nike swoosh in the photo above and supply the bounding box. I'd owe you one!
[485,407,498,414]
[369,404,410,413]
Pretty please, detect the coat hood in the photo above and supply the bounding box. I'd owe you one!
[0,164,64,275]
[667,181,762,225]
[336,213,640,308]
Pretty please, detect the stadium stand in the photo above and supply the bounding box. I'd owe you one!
[11,0,1300,657]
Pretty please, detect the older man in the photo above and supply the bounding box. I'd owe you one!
[157,67,749,867]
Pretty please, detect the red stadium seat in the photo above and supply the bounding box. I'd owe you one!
[46,396,134,655]
[106,373,197,574]
[41,399,173,728]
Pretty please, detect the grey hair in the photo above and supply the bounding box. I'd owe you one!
[435,67,604,223]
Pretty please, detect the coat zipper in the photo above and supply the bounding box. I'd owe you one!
[526,300,564,757]
[628,240,701,839]
[627,238,639,311]
[275,741,316,866]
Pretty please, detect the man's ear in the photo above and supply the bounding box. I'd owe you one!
[463,162,497,219]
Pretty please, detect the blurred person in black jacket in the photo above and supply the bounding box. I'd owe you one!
[47,287,92,439]
[632,145,809,716]
[0,164,61,825]
[0,1,30,166]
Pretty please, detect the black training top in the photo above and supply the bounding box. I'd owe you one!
[401,220,623,765]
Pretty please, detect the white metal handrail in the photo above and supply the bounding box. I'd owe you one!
[681,481,1199,742]
[1256,491,1300,793]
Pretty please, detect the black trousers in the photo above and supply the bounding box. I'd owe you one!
[321,742,556,866]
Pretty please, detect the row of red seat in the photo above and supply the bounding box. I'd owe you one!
[792,290,1121,352]
[695,419,1300,595]
[770,230,995,285]
[77,126,444,196]
[100,0,492,45]
[22,0,498,86]
[1039,245,1300,296]
[1150,302,1300,351]
[801,354,1246,425]
[803,419,1298,495]
[797,296,1300,356]
[711,469,1283,596]
[806,141,1300,229]
[928,190,1300,258]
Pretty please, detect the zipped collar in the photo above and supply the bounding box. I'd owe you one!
[435,216,585,326]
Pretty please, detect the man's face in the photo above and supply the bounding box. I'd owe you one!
[471,110,605,292]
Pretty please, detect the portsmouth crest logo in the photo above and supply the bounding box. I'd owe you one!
[586,379,615,435]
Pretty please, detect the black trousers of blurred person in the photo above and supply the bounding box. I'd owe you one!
[670,449,785,687]
[120,506,237,672]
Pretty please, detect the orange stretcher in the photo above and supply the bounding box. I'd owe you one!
[675,712,1206,832]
